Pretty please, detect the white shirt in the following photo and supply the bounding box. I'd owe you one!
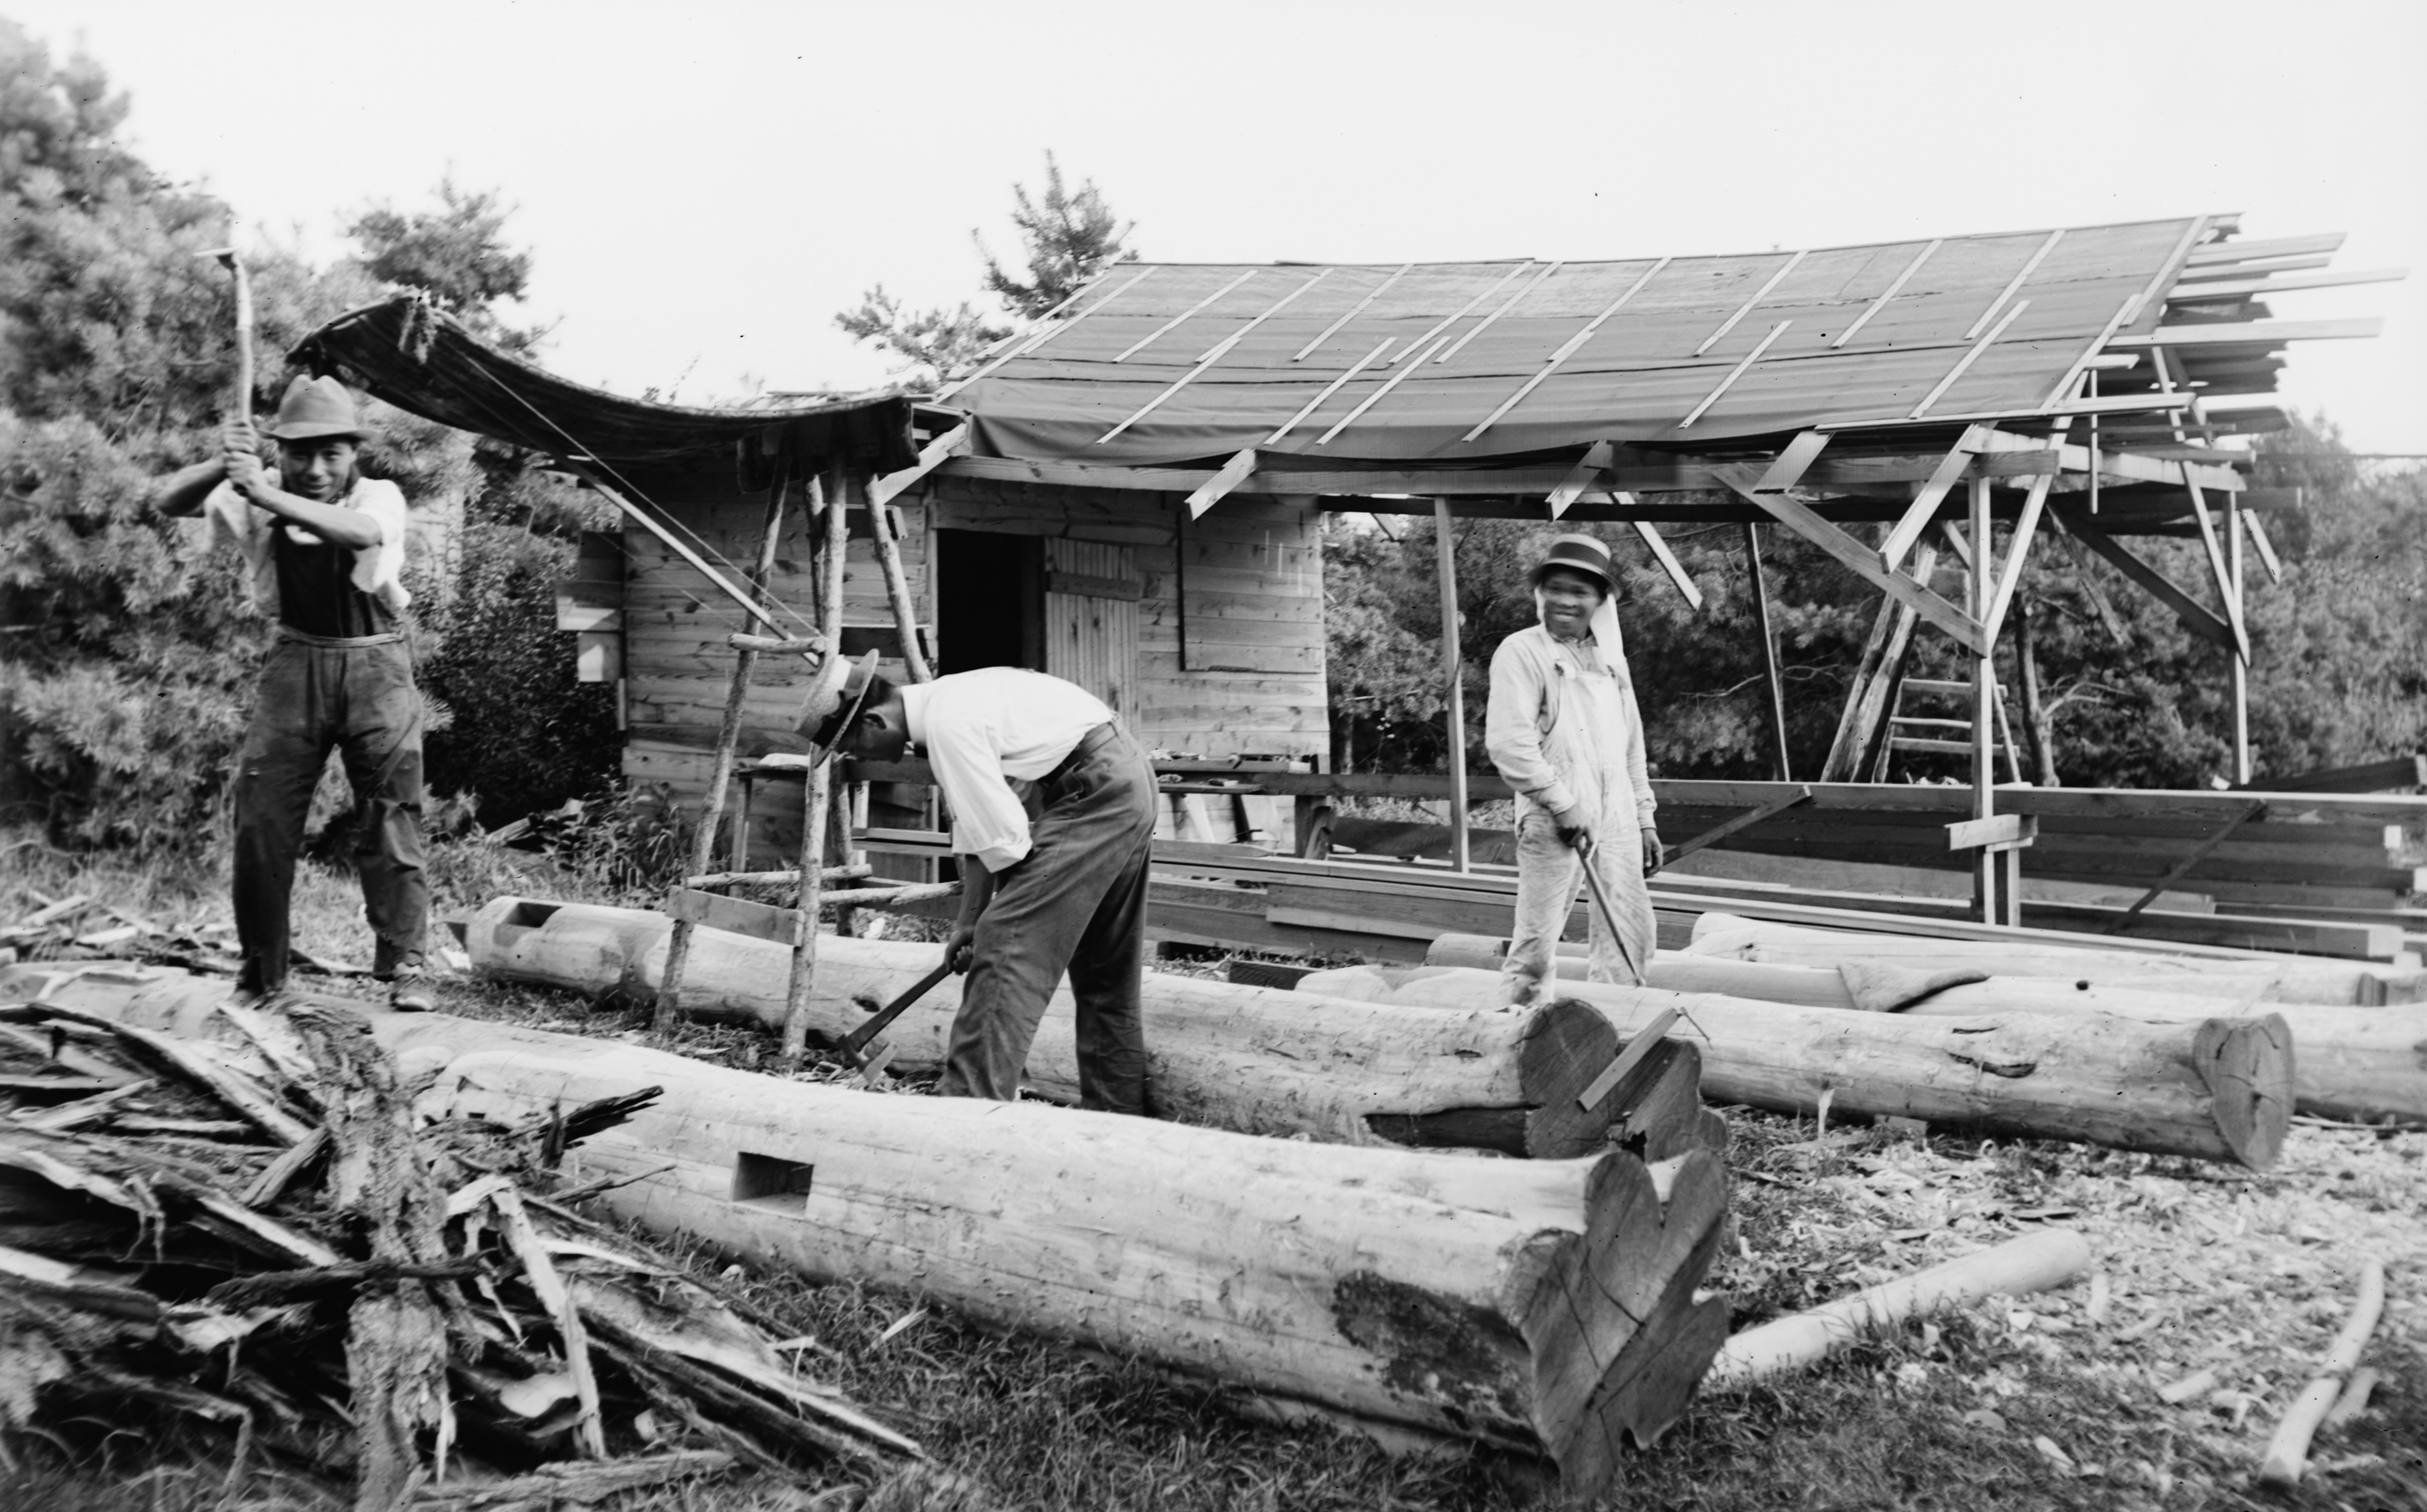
[202,477,412,618]
[902,669,1114,873]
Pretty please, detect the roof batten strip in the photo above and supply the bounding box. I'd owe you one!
[2039,292,2153,411]
[1436,261,1562,364]
[1459,257,1671,443]
[1112,268,1260,363]
[1831,241,1940,349]
[934,267,1154,400]
[1389,264,1532,365]
[1199,270,1331,362]
[1320,335,1453,444]
[1096,329,1252,443]
[1678,320,1791,429]
[1292,264,1411,362]
[1694,250,1807,356]
[1909,299,2029,418]
[1964,230,2064,341]
[1266,338,1393,443]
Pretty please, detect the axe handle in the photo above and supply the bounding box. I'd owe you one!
[224,257,255,426]
[839,959,955,1062]
[1569,833,1643,982]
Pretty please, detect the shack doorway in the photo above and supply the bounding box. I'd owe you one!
[935,529,1043,674]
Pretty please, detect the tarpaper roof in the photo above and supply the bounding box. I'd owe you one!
[293,298,948,475]
[945,217,2211,466]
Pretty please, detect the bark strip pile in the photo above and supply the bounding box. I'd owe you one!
[19,962,1737,1499]
[465,897,1693,1160]
[0,964,922,1508]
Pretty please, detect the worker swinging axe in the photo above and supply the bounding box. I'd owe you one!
[838,959,957,1087]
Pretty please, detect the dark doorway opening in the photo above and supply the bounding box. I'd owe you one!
[935,530,1043,674]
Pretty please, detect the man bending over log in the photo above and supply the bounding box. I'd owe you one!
[153,377,433,1011]
[805,656,1156,1112]
[1485,533,1661,1009]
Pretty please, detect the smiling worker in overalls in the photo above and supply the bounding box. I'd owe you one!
[1484,533,1662,1009]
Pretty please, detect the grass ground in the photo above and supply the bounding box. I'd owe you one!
[3,830,2421,1511]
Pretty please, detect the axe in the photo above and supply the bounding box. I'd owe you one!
[837,959,955,1087]
[201,246,254,430]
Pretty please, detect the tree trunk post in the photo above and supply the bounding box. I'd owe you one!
[2229,496,2252,784]
[782,470,851,1067]
[1433,499,1470,872]
[2015,597,2060,788]
[656,466,789,1031]
[1743,521,1792,781]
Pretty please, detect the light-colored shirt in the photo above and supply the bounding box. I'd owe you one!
[203,477,411,619]
[902,669,1114,873]
[1485,617,1656,829]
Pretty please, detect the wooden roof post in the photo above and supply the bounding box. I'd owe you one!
[783,470,852,1068]
[1743,522,1791,781]
[1434,499,1471,873]
[2229,495,2252,784]
[1966,475,2015,926]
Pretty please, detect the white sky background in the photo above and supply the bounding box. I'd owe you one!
[13,0,2425,450]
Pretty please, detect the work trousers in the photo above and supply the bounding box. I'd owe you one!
[232,633,429,995]
[937,723,1157,1114]
[1502,773,1656,1008]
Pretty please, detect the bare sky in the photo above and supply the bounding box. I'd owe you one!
[14,0,2424,449]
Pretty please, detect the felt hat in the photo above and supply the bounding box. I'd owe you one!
[265,375,368,442]
[797,650,881,757]
[1528,532,1616,596]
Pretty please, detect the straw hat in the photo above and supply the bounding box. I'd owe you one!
[1528,532,1616,595]
[797,650,880,756]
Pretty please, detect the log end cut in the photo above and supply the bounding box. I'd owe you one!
[2192,1012,2296,1171]
[1505,1147,1733,1496]
[1520,999,1728,1163]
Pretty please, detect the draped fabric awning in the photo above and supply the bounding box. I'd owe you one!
[943,217,2209,466]
[293,297,954,476]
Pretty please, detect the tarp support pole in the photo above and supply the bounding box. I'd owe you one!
[2230,495,2252,783]
[1434,498,1471,872]
[1743,522,1791,781]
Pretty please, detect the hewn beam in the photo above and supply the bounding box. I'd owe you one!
[869,422,969,508]
[2057,507,2236,653]
[1880,426,1997,571]
[1720,469,1986,657]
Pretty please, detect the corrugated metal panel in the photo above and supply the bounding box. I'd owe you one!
[1043,540,1139,727]
[952,218,2207,464]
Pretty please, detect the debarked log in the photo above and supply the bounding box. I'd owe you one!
[21,969,1735,1497]
[463,899,1696,1161]
[1411,939,2425,1125]
[1685,914,2425,1007]
[1291,965,2294,1169]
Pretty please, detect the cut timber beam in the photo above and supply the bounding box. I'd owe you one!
[1185,449,1258,518]
[2166,267,2408,301]
[1880,426,1996,572]
[1720,469,1986,657]
[465,899,1685,1161]
[1630,521,1704,609]
[1547,440,1616,519]
[1297,965,2293,1169]
[2058,507,2236,654]
[1664,786,1813,866]
[9,964,1733,1496]
[2185,233,2347,265]
[2110,318,2385,347]
[869,423,968,508]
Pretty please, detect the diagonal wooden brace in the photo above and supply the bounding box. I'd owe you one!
[1719,468,1986,657]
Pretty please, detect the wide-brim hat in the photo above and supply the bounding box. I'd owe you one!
[797,650,880,758]
[264,375,368,442]
[1528,532,1616,596]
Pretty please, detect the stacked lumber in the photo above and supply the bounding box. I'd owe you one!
[1293,964,2294,1169]
[15,963,1736,1498]
[0,966,921,1509]
[465,897,1707,1161]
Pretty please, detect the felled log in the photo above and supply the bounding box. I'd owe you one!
[1291,965,2294,1169]
[1406,943,2426,1125]
[1702,1230,2091,1391]
[34,966,1735,1497]
[1685,914,2426,1006]
[462,898,1691,1161]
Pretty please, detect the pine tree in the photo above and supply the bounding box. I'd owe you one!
[834,153,1134,388]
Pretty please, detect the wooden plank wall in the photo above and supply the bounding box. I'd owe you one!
[620,469,930,813]
[921,472,1329,760]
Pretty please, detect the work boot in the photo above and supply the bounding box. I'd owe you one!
[383,952,436,1012]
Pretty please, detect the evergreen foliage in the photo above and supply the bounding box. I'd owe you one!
[0,21,612,851]
[1327,426,2427,789]
[834,153,1133,387]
